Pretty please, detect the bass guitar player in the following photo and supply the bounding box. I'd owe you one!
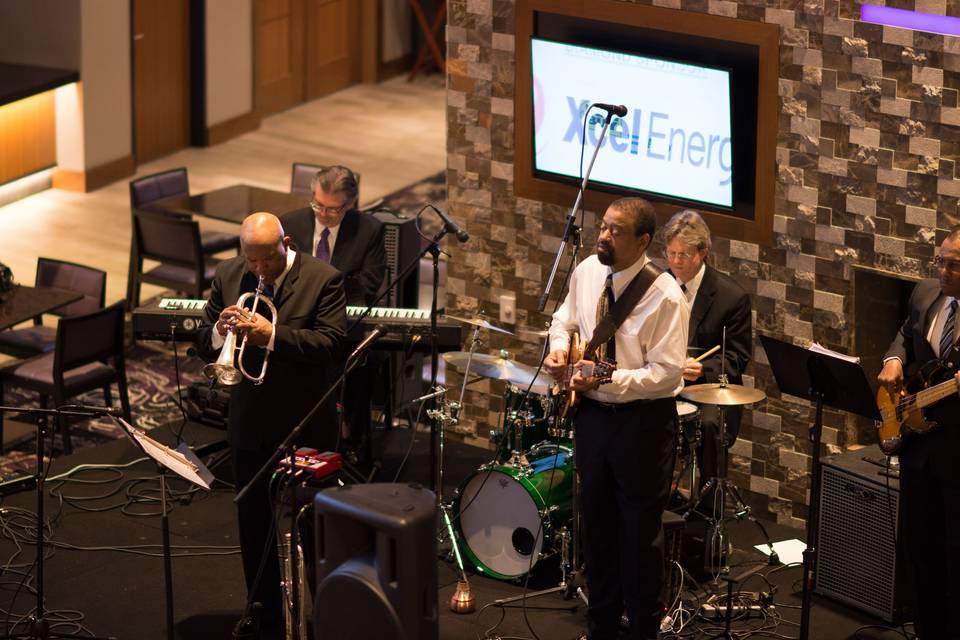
[878,226,960,640]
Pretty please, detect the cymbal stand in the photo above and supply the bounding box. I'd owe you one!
[688,382,777,585]
[426,395,476,613]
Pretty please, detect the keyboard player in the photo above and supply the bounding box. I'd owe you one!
[281,166,387,464]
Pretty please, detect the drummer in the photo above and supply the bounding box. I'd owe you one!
[661,210,752,496]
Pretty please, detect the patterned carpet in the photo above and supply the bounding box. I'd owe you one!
[0,170,447,477]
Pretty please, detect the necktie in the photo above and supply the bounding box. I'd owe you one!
[595,274,616,361]
[315,227,331,262]
[940,299,958,359]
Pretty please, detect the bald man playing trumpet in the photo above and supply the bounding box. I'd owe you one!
[198,212,346,639]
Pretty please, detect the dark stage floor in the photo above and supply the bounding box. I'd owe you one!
[0,421,908,639]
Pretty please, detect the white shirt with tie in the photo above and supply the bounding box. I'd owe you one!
[549,253,689,403]
[313,222,341,259]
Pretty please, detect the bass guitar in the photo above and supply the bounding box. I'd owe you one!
[552,330,616,421]
[876,358,960,455]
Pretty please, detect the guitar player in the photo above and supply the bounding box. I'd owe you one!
[878,226,960,639]
[544,197,688,640]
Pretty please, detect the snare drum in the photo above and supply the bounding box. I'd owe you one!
[676,400,701,447]
[454,443,574,580]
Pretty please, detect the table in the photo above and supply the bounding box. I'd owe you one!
[145,184,307,224]
[0,286,83,332]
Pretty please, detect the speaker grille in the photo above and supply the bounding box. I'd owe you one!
[372,213,418,308]
[816,456,901,622]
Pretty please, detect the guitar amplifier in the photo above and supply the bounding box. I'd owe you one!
[815,445,911,623]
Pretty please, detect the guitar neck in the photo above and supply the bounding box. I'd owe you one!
[916,376,959,409]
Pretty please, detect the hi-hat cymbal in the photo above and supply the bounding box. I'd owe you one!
[442,352,551,392]
[680,383,766,406]
[445,314,514,336]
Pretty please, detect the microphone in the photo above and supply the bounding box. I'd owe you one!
[348,324,388,361]
[61,404,125,417]
[593,103,628,117]
[432,207,470,242]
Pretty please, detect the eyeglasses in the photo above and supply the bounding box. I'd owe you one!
[664,250,698,261]
[309,200,349,216]
[934,255,960,272]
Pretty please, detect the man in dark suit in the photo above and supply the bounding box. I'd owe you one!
[281,165,386,307]
[662,210,752,497]
[281,166,386,461]
[198,212,346,639]
[879,226,960,639]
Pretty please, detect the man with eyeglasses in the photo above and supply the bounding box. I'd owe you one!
[282,165,387,464]
[544,197,688,640]
[878,226,960,640]
[661,210,752,505]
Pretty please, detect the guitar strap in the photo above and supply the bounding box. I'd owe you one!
[585,261,664,360]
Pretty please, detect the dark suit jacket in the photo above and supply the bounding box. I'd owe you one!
[281,207,386,307]
[197,252,347,451]
[885,277,960,427]
[678,264,753,438]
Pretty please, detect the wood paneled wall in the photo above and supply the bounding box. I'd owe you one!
[0,92,56,185]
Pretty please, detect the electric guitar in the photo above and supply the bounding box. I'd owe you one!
[875,357,960,455]
[552,330,617,421]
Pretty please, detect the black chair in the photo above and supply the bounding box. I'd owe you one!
[127,168,239,309]
[0,301,131,454]
[291,162,326,195]
[0,258,107,359]
[129,210,221,308]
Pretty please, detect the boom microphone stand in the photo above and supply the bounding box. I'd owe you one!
[0,404,117,640]
[537,105,617,313]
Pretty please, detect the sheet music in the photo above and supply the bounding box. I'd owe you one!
[117,418,212,491]
[808,342,860,364]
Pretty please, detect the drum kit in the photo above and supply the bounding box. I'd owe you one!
[435,314,770,601]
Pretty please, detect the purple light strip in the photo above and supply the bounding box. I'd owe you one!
[860,4,960,36]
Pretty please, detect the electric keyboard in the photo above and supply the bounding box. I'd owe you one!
[132,299,463,352]
[132,298,208,340]
[346,306,463,352]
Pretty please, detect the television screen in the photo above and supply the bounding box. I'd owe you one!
[531,37,735,209]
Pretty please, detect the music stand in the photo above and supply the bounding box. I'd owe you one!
[111,416,214,640]
[758,335,880,640]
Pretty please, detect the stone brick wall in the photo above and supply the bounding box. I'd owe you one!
[443,0,957,526]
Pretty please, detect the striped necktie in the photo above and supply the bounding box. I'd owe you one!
[940,299,958,359]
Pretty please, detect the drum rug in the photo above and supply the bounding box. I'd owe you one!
[0,170,447,479]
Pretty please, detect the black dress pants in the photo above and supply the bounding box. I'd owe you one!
[899,427,960,640]
[574,396,677,640]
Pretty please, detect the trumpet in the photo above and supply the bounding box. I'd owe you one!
[203,275,278,386]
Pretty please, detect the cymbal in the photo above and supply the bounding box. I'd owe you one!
[517,326,550,338]
[680,383,766,406]
[445,314,514,336]
[443,352,552,392]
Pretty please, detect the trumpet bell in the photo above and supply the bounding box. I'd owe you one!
[203,362,243,386]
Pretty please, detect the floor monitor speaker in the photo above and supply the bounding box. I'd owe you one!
[313,483,437,640]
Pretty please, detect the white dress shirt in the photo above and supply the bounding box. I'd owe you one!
[313,222,342,259]
[549,253,689,402]
[681,262,706,305]
[927,295,959,353]
[211,249,296,352]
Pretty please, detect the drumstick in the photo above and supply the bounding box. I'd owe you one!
[693,345,721,363]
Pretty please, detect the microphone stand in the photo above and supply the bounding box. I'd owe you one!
[0,404,116,640]
[537,109,615,312]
